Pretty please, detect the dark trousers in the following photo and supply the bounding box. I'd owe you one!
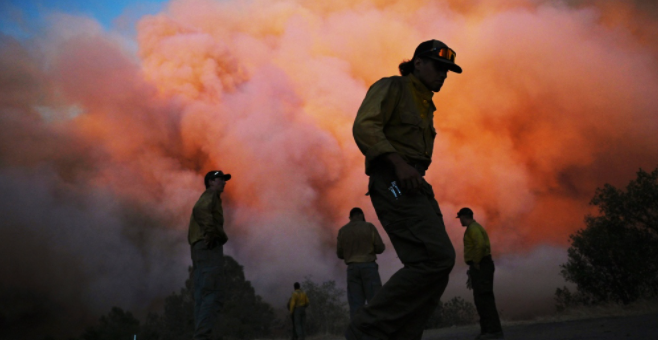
[293,305,307,340]
[349,170,456,340]
[470,257,502,334]
[191,241,224,340]
[347,262,383,319]
[290,313,298,340]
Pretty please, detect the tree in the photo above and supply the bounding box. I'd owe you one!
[559,167,658,305]
[215,256,275,339]
[80,307,140,340]
[300,278,349,335]
[78,255,274,340]
[425,297,477,329]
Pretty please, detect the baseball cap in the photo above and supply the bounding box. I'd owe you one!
[414,40,462,74]
[204,170,231,186]
[456,207,474,218]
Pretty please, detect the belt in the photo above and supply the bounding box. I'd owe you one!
[409,163,427,176]
[467,255,492,265]
[370,159,428,177]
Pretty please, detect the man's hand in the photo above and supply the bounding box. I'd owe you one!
[204,230,228,249]
[205,232,219,249]
[385,153,422,192]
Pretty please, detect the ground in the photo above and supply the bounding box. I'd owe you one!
[296,311,658,340]
[421,312,658,340]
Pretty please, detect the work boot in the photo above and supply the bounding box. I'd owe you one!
[478,332,504,339]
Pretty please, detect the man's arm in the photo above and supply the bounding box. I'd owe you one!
[353,78,423,191]
[468,227,485,267]
[353,78,398,162]
[336,230,344,260]
[289,293,296,314]
[372,224,385,254]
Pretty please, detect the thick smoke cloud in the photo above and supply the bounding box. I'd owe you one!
[1,0,658,337]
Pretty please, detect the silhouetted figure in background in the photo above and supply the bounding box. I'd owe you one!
[458,207,503,339]
[337,207,386,319]
[189,171,231,340]
[349,39,462,339]
[289,282,310,340]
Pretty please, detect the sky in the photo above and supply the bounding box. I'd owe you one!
[1,0,658,338]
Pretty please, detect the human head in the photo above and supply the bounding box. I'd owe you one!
[294,282,300,290]
[204,170,231,192]
[349,207,365,221]
[399,39,462,92]
[456,207,474,227]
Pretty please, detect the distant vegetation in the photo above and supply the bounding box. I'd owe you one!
[300,277,350,335]
[425,296,478,329]
[77,255,274,340]
[64,256,478,339]
[557,167,658,310]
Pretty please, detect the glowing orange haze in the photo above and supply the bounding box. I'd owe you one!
[132,0,658,247]
[1,0,658,331]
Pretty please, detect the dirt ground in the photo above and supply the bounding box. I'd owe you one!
[421,312,658,340]
[299,312,658,340]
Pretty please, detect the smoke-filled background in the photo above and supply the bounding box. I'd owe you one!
[1,0,658,337]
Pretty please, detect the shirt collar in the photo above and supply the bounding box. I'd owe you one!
[408,73,434,100]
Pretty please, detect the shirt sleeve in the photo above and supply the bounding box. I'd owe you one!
[353,78,401,166]
[337,230,344,259]
[289,293,296,313]
[468,227,486,264]
[372,224,386,255]
[192,192,217,236]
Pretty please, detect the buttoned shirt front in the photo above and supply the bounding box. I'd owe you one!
[188,188,228,245]
[353,73,437,175]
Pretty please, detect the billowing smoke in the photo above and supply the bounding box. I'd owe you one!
[1,0,658,337]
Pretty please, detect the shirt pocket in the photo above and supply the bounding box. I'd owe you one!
[399,111,422,127]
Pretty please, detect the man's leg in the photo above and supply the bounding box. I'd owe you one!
[294,306,306,340]
[360,262,383,305]
[291,313,298,340]
[348,174,455,340]
[472,260,502,336]
[191,242,224,340]
[388,270,447,340]
[348,264,367,320]
[300,306,307,340]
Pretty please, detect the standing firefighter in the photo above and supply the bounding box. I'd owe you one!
[289,282,310,340]
[458,208,504,339]
[189,170,231,340]
[337,207,386,319]
[349,39,462,340]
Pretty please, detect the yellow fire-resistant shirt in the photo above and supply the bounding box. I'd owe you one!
[337,221,385,264]
[188,188,228,246]
[463,221,492,264]
[353,73,437,175]
[289,289,310,313]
